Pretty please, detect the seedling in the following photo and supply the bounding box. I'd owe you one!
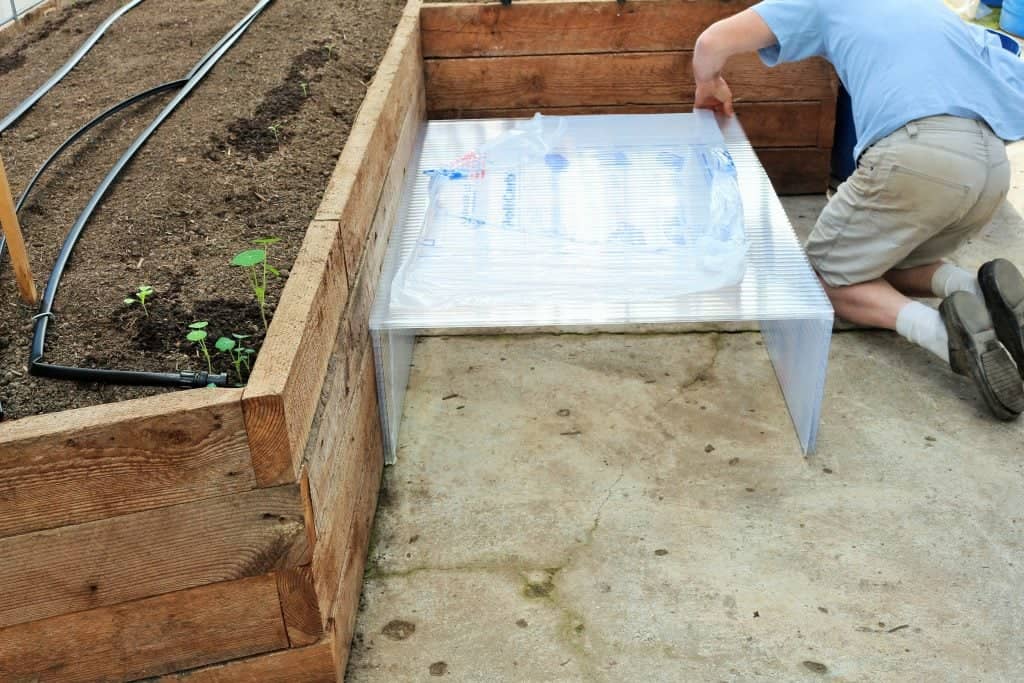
[268,123,282,141]
[231,237,281,329]
[324,44,335,59]
[186,321,212,373]
[300,82,309,97]
[124,285,154,317]
[216,333,254,384]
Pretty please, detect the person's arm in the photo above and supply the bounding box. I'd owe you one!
[693,9,779,116]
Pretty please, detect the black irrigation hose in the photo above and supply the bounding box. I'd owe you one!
[14,80,187,214]
[28,0,275,389]
[0,9,263,259]
[0,0,147,134]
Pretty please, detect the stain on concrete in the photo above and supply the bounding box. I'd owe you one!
[803,660,829,674]
[382,619,416,640]
[429,661,448,676]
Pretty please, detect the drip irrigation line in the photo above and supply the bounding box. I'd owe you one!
[15,80,187,214]
[28,0,275,389]
[0,9,262,259]
[0,0,147,135]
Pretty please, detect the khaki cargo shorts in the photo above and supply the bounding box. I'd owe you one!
[807,115,1011,287]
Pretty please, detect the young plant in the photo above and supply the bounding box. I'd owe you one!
[186,321,212,373]
[231,237,281,329]
[300,82,309,97]
[268,123,282,141]
[215,333,254,384]
[124,285,154,317]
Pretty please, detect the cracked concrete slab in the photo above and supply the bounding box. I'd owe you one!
[347,143,1024,681]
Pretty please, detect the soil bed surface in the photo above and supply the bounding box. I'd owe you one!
[0,0,403,419]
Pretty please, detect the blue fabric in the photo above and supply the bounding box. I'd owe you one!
[752,0,1024,161]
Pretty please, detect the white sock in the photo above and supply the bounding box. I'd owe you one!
[896,301,950,363]
[931,263,982,298]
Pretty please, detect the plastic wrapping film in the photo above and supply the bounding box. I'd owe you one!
[371,112,833,464]
[389,112,747,312]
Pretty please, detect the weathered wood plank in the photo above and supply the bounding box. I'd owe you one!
[342,87,425,394]
[277,565,323,648]
[422,0,758,58]
[156,640,335,682]
[242,220,348,487]
[242,0,423,487]
[0,388,255,538]
[758,147,832,195]
[0,575,288,683]
[0,485,307,628]
[326,371,384,678]
[310,348,383,626]
[431,101,824,149]
[425,51,834,112]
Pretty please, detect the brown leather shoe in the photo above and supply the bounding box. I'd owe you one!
[940,291,1024,421]
[979,259,1024,379]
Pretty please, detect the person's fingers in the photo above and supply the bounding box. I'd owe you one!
[722,97,735,117]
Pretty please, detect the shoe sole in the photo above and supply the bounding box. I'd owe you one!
[940,292,1024,421]
[979,258,1024,379]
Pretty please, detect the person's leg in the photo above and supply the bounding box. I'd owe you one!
[821,276,949,362]
[884,261,982,299]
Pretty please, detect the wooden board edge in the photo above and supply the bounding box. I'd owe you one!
[276,566,323,648]
[327,434,384,680]
[243,219,345,488]
[0,385,245,444]
[420,0,759,59]
[0,484,308,629]
[0,388,258,538]
[0,575,289,682]
[155,640,335,682]
[423,51,836,112]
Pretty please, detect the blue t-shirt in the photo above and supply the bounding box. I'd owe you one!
[752,0,1024,161]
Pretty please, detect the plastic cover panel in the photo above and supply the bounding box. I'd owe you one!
[372,113,833,461]
[389,112,748,312]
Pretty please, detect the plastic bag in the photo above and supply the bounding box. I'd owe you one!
[389,112,748,312]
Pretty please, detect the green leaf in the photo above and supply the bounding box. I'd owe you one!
[189,321,209,330]
[124,298,136,305]
[232,249,266,267]
[215,337,236,352]
[243,348,256,356]
[253,237,280,246]
[186,330,208,342]
[266,265,281,277]
[232,333,251,340]
[138,285,154,295]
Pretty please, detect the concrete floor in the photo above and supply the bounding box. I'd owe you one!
[346,144,1024,682]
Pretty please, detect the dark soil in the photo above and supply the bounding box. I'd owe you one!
[0,0,404,419]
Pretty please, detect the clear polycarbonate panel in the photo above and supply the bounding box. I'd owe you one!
[388,111,748,313]
[371,113,833,463]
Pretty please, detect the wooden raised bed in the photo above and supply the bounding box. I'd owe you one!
[0,1,834,680]
[0,0,423,679]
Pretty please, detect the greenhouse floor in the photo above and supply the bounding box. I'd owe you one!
[346,144,1024,682]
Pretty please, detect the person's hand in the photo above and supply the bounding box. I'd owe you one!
[694,77,735,117]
